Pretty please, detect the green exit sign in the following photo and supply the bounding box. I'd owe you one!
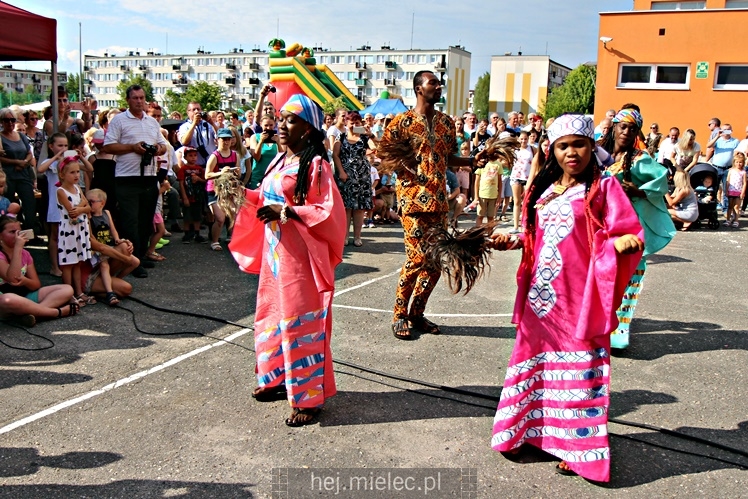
[695,61,709,79]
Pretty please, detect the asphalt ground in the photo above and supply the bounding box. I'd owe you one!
[0,213,746,498]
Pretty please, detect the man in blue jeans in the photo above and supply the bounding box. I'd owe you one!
[707,124,739,214]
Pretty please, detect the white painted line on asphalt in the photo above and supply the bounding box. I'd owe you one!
[0,328,252,435]
[333,269,401,297]
[332,304,512,317]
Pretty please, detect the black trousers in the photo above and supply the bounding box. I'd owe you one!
[115,176,158,259]
[6,176,37,231]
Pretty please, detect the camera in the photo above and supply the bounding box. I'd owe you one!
[200,112,209,120]
[268,85,276,93]
[264,129,276,137]
[140,142,158,171]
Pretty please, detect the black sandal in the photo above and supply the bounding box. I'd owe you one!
[57,302,79,318]
[555,462,577,476]
[285,407,321,427]
[252,385,287,402]
[392,318,413,340]
[410,316,441,335]
[105,292,120,307]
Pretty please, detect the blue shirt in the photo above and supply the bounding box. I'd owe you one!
[713,137,739,168]
[446,169,459,194]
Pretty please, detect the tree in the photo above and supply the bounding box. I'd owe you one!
[321,96,347,116]
[473,72,490,120]
[163,80,224,116]
[66,73,81,101]
[539,64,597,119]
[116,74,154,107]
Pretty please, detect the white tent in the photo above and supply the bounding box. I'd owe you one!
[19,100,49,111]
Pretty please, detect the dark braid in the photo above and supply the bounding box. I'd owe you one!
[600,122,636,182]
[293,127,328,205]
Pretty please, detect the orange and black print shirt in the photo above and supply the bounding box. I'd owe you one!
[381,110,457,216]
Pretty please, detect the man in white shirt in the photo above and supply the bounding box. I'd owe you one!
[657,127,680,168]
[487,113,500,136]
[101,85,168,278]
[593,109,616,138]
[463,112,477,136]
[735,125,748,156]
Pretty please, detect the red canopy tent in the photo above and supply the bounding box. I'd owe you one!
[0,1,60,128]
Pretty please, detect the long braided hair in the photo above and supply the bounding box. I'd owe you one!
[215,124,329,227]
[519,137,604,277]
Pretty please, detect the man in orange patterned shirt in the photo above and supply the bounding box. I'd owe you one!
[381,71,486,340]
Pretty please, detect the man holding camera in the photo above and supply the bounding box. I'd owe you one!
[246,113,279,189]
[251,84,277,134]
[102,85,167,278]
[178,101,217,166]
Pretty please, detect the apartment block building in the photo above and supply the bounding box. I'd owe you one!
[84,45,471,114]
[0,64,67,97]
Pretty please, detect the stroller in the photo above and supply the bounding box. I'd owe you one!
[688,163,720,230]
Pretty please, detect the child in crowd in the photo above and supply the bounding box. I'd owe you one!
[0,216,77,325]
[473,159,502,226]
[178,147,207,244]
[725,152,746,227]
[68,133,94,192]
[695,174,716,204]
[365,164,381,228]
[496,131,514,222]
[0,171,21,217]
[447,165,467,228]
[56,153,93,306]
[509,131,534,233]
[87,188,132,306]
[37,132,68,277]
[377,169,398,224]
[146,180,171,261]
[205,128,240,251]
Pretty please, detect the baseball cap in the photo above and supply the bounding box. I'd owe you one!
[92,129,105,144]
[217,128,233,139]
[182,146,198,154]
[375,113,385,120]
[498,131,512,139]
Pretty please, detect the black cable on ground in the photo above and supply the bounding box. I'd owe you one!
[92,295,748,467]
[0,321,54,351]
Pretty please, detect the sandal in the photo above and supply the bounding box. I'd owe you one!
[210,242,223,251]
[146,252,166,261]
[392,318,413,340]
[75,293,96,306]
[57,302,79,318]
[353,238,363,247]
[555,462,577,476]
[410,315,441,335]
[105,292,120,307]
[252,385,287,402]
[285,407,321,427]
[732,221,739,227]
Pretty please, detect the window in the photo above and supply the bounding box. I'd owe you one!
[651,1,705,9]
[347,72,356,80]
[725,0,748,7]
[406,55,415,64]
[376,55,385,63]
[347,56,356,64]
[375,72,386,80]
[404,89,414,97]
[618,63,689,89]
[319,56,328,64]
[330,56,343,64]
[417,55,427,64]
[365,55,374,64]
[714,65,748,90]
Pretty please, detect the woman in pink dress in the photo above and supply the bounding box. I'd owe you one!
[220,94,346,427]
[489,115,645,481]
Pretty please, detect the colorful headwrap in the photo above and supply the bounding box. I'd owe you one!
[280,94,324,132]
[612,108,643,130]
[546,114,594,145]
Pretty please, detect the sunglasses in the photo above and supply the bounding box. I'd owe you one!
[59,98,69,103]
[87,199,102,204]
[1,118,17,123]
[650,126,657,129]
[29,117,39,121]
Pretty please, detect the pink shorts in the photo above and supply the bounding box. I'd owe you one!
[456,170,470,189]
[153,212,164,228]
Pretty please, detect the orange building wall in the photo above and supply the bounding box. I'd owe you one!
[594,8,748,136]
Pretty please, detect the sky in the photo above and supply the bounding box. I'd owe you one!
[8,0,633,87]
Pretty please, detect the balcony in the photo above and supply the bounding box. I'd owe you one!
[172,78,188,86]
[226,63,237,71]
[384,78,396,86]
[120,65,129,71]
[225,77,236,85]
[138,65,149,71]
[385,61,396,70]
[172,64,182,71]
[355,78,367,87]
[248,77,261,85]
[84,79,93,85]
[434,62,446,72]
[249,63,260,70]
[83,65,90,71]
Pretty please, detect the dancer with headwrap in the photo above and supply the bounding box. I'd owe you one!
[216,94,346,427]
[489,115,644,481]
[598,106,675,350]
